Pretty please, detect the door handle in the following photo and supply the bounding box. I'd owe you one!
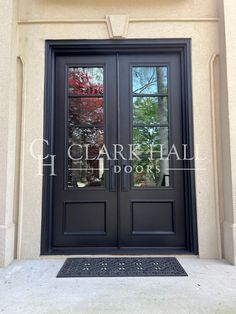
[109,159,116,192]
[121,158,129,192]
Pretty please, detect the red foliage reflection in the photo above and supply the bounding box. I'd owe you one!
[67,68,105,188]
[68,68,103,95]
[69,98,103,126]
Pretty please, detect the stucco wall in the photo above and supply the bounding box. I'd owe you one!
[218,0,236,264]
[13,0,222,260]
[0,0,18,266]
[18,0,218,20]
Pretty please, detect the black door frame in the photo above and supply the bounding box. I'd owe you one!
[41,39,198,255]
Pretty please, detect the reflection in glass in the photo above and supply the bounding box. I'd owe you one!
[69,126,104,147]
[133,156,170,188]
[69,98,104,126]
[68,159,104,188]
[132,127,169,187]
[67,67,104,188]
[68,128,104,188]
[132,67,168,94]
[132,65,169,188]
[68,67,103,96]
[133,127,169,155]
[133,127,169,187]
[133,97,168,125]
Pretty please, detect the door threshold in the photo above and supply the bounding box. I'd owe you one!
[40,254,198,260]
[42,247,195,256]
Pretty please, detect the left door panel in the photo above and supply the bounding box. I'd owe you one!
[52,54,118,249]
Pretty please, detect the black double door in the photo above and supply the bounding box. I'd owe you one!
[52,52,188,252]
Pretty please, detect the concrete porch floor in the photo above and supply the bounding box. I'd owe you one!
[0,257,236,314]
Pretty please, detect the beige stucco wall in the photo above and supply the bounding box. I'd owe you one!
[0,0,18,266]
[218,0,236,264]
[18,0,218,20]
[2,0,236,265]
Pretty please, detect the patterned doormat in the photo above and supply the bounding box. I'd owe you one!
[57,257,187,277]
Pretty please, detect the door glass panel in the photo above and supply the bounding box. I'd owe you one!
[67,67,104,188]
[68,67,103,96]
[69,98,104,126]
[133,155,170,188]
[132,66,170,188]
[133,97,168,125]
[132,67,168,94]
[133,127,169,154]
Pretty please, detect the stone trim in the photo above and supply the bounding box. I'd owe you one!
[18,17,219,25]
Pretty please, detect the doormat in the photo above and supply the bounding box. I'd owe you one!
[57,257,187,277]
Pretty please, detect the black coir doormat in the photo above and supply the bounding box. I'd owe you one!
[57,257,187,277]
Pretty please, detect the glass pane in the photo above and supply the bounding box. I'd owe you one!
[133,127,169,154]
[69,98,104,126]
[68,67,103,96]
[68,127,104,188]
[133,156,170,188]
[132,127,169,187]
[132,66,167,94]
[156,67,168,94]
[70,127,104,146]
[133,97,168,125]
[68,159,105,188]
[67,66,105,188]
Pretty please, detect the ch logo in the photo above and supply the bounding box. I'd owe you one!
[29,139,56,176]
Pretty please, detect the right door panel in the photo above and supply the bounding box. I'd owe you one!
[118,53,186,248]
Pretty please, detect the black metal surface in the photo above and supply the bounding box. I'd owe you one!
[41,40,198,255]
[57,257,187,277]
